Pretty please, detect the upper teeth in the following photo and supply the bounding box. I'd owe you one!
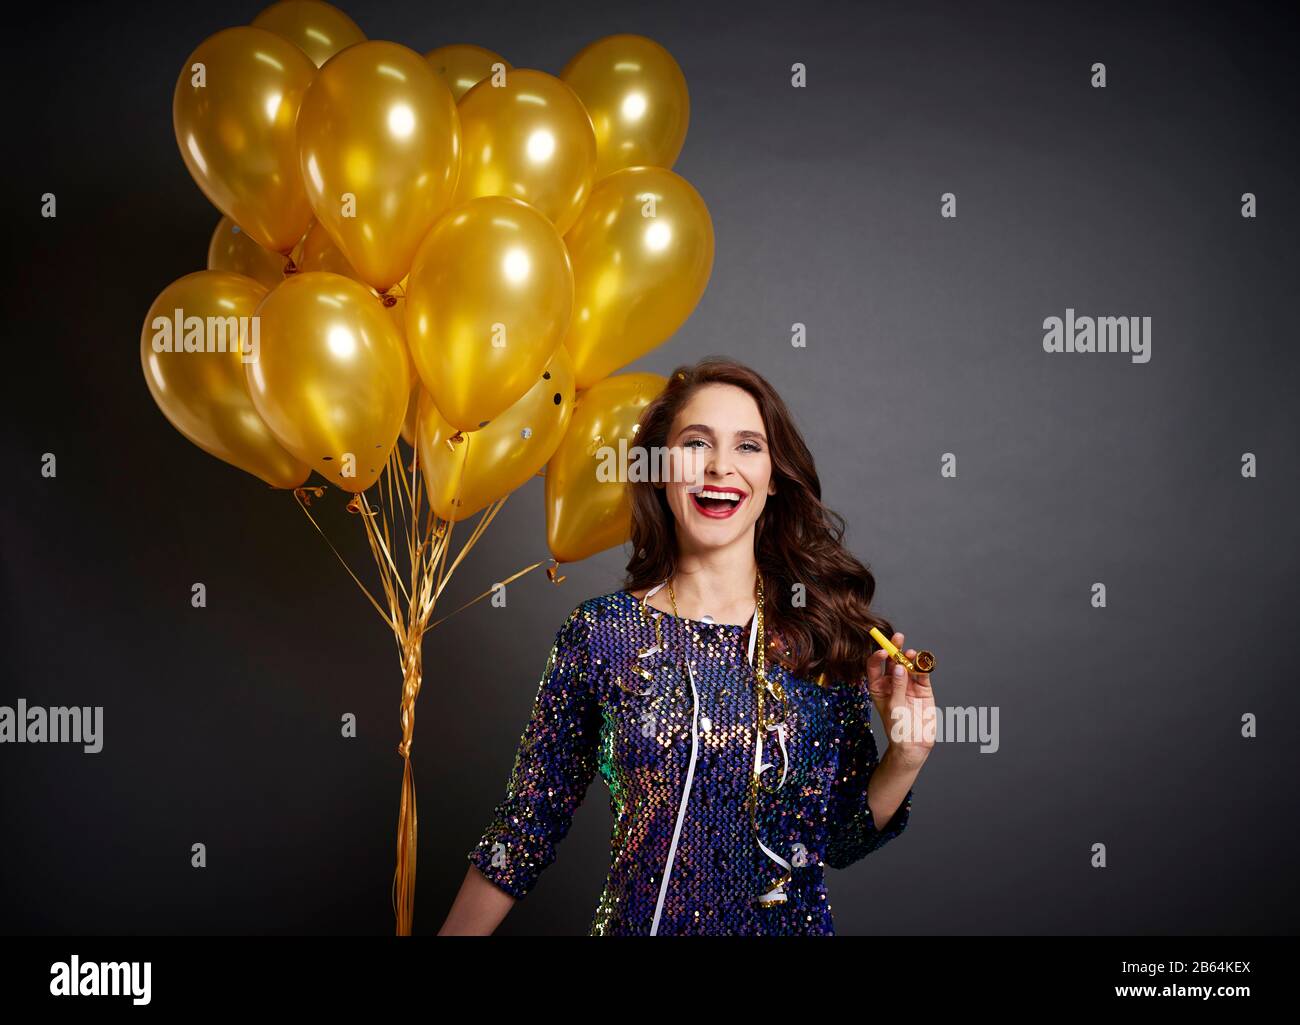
[699,490,740,501]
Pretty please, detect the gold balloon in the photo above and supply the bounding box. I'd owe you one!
[418,348,575,521]
[251,0,365,67]
[207,216,289,289]
[299,218,359,277]
[173,27,317,254]
[300,220,415,382]
[297,41,461,293]
[406,196,574,432]
[399,382,422,447]
[426,43,511,101]
[562,167,713,390]
[141,270,310,488]
[545,372,667,563]
[246,271,410,491]
[561,34,689,177]
[454,68,596,236]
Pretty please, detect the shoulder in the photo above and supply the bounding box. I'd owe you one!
[546,591,640,690]
[570,588,636,620]
[552,590,638,645]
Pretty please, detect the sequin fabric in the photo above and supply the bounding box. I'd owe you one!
[466,590,913,935]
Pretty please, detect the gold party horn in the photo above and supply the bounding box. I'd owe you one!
[869,626,936,674]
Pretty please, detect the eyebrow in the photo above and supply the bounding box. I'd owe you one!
[675,424,768,443]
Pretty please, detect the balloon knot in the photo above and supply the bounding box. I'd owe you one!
[283,257,298,276]
[546,560,566,585]
[380,292,398,308]
[294,485,326,506]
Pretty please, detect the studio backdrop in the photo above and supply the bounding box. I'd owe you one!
[1,0,1296,936]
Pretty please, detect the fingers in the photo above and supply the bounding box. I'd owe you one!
[866,647,890,688]
[867,630,905,690]
[888,644,910,704]
[870,633,936,698]
[866,631,899,677]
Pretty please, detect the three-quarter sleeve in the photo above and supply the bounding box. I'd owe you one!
[823,678,912,870]
[466,605,601,899]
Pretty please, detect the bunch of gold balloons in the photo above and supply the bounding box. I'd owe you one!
[146,0,712,564]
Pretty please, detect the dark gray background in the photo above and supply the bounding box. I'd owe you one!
[1,0,1296,935]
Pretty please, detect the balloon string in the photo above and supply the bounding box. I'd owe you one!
[426,559,551,630]
[391,625,422,935]
[389,446,420,610]
[356,497,410,660]
[391,752,418,933]
[369,456,500,933]
[358,492,411,606]
[353,470,436,936]
[430,499,503,612]
[296,431,521,935]
[293,487,394,629]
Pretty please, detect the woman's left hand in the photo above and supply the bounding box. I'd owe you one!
[866,631,936,770]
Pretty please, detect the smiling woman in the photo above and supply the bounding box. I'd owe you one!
[440,357,937,936]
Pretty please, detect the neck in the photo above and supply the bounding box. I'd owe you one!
[669,533,759,625]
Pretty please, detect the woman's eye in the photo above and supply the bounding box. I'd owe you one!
[739,441,761,452]
[683,438,708,449]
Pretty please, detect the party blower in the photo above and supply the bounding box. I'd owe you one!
[869,626,937,674]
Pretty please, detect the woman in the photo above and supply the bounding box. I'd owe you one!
[439,357,936,935]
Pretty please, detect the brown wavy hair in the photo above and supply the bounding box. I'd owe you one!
[624,357,893,684]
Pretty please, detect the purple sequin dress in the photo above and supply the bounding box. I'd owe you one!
[467,590,913,935]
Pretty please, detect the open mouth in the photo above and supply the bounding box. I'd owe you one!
[688,487,747,519]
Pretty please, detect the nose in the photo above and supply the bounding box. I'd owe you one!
[705,448,733,479]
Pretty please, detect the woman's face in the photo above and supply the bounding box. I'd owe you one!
[664,383,776,555]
